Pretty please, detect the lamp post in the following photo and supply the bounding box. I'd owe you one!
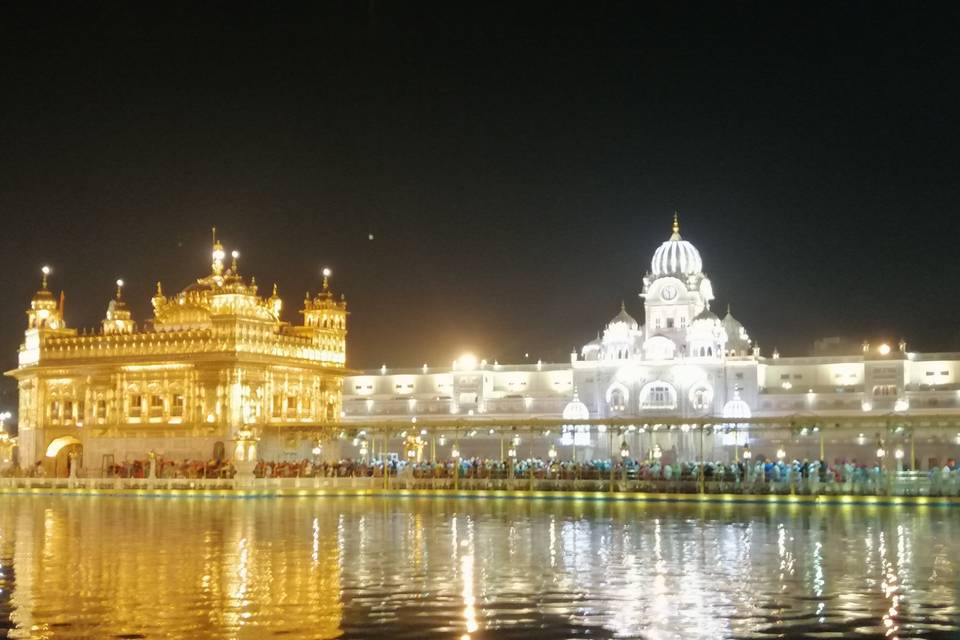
[742,444,752,484]
[620,439,630,485]
[0,412,12,472]
[909,433,915,471]
[876,441,887,494]
[698,425,705,494]
[451,443,461,491]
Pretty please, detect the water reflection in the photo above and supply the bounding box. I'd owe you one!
[0,497,957,638]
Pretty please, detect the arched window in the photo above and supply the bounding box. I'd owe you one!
[606,382,629,413]
[640,381,677,410]
[610,389,625,411]
[689,383,713,411]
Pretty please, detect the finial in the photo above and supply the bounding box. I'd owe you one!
[726,303,731,315]
[211,228,225,276]
[620,300,625,312]
[115,279,124,301]
[272,283,278,296]
[672,210,680,235]
[41,265,51,289]
[231,250,239,273]
[322,267,332,290]
[155,281,163,296]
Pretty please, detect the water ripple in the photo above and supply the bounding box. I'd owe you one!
[0,497,958,639]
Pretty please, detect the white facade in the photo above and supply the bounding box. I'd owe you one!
[343,216,960,427]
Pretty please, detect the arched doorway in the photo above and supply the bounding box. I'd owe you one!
[45,436,82,477]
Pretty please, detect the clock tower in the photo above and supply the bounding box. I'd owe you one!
[640,213,714,358]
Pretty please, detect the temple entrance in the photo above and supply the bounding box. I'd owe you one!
[45,436,83,477]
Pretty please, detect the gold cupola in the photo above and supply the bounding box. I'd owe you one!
[27,266,64,331]
[296,267,348,365]
[102,279,135,335]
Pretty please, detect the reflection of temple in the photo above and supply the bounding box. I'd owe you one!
[6,231,348,474]
[0,499,343,637]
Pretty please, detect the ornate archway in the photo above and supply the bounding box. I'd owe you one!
[45,435,82,477]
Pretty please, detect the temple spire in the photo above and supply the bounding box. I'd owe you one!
[115,279,124,301]
[672,210,680,235]
[322,267,332,291]
[211,227,225,276]
[41,265,50,290]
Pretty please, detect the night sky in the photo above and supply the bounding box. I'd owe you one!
[1,2,958,399]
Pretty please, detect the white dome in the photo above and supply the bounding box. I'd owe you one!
[722,392,751,419]
[651,215,703,277]
[691,308,720,327]
[722,306,751,347]
[607,302,639,330]
[562,388,590,420]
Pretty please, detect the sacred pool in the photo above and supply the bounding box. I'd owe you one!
[0,496,957,639]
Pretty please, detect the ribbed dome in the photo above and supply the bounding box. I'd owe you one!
[650,214,703,277]
[608,302,639,329]
[562,388,591,421]
[722,305,751,350]
[722,392,751,419]
[722,307,743,332]
[693,308,719,323]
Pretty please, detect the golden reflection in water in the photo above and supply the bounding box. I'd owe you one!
[0,497,959,639]
[2,498,343,639]
[879,531,900,639]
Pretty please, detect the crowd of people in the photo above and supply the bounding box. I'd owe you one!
[10,453,960,496]
[248,455,960,496]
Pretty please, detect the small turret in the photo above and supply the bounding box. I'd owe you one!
[20,265,74,367]
[297,267,348,366]
[102,279,135,335]
[27,266,64,331]
[268,283,283,319]
[301,268,347,330]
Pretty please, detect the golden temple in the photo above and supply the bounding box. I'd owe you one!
[5,230,348,475]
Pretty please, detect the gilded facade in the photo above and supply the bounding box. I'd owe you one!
[6,233,348,474]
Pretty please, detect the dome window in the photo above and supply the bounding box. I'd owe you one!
[640,381,677,410]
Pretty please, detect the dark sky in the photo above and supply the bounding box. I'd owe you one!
[1,1,959,393]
